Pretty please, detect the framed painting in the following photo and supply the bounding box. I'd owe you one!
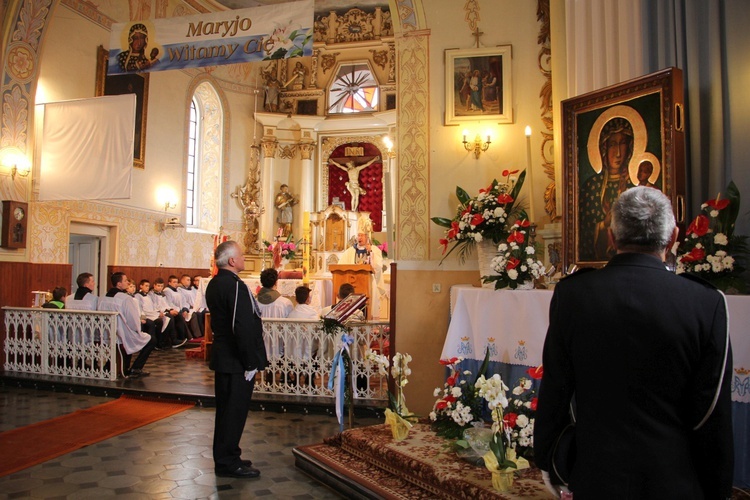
[561,67,686,270]
[444,45,512,125]
[95,45,148,169]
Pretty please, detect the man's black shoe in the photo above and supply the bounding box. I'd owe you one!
[215,465,260,478]
[129,369,150,377]
[241,459,252,467]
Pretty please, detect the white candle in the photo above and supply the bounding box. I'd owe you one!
[525,126,536,223]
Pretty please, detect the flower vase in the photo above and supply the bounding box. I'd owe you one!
[476,240,499,289]
[516,280,534,290]
[384,408,412,441]
[277,258,289,271]
[492,470,515,492]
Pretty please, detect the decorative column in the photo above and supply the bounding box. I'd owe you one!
[387,42,396,84]
[310,48,319,89]
[298,140,316,213]
[260,138,278,239]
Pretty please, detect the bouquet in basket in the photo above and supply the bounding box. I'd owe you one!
[429,350,490,439]
[676,181,748,293]
[431,170,529,264]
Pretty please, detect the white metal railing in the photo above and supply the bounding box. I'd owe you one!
[256,318,390,403]
[3,307,119,381]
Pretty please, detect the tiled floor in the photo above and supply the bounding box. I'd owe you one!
[0,346,384,499]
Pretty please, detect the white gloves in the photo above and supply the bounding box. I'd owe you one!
[244,369,257,382]
[542,470,560,498]
[541,470,571,498]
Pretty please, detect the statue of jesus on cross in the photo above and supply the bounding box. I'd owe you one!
[329,156,380,212]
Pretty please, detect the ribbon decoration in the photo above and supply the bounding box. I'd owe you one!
[328,333,354,432]
[483,446,530,492]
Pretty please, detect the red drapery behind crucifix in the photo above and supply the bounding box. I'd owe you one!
[327,142,383,232]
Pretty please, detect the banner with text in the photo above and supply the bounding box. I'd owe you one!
[108,0,313,75]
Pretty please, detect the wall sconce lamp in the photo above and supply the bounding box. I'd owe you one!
[382,136,396,159]
[164,201,176,211]
[2,153,30,180]
[462,130,491,159]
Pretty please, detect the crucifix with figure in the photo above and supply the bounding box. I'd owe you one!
[328,155,380,212]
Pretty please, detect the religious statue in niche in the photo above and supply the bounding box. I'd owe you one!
[275,184,299,237]
[329,156,380,212]
[232,181,264,252]
[285,61,308,90]
[262,71,281,112]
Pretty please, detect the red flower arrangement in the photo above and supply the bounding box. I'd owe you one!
[432,170,529,263]
[676,181,748,293]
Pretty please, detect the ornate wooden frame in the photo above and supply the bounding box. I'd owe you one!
[561,68,685,270]
[444,45,512,125]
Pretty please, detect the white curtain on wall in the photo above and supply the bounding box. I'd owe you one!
[564,0,644,97]
[39,95,134,201]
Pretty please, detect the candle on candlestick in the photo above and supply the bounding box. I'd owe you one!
[302,211,311,284]
[525,126,537,223]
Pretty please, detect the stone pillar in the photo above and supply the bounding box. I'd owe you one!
[260,138,278,239]
[298,141,316,213]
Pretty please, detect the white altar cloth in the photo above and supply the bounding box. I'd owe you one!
[443,287,750,404]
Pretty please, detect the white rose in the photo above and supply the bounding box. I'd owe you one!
[508,269,518,280]
[429,411,437,421]
[451,386,463,398]
[516,414,529,427]
[714,233,728,245]
[433,388,441,397]
[525,246,535,255]
[710,209,719,217]
[498,243,508,252]
[474,233,483,242]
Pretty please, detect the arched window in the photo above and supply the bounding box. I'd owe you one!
[327,62,379,114]
[186,82,223,232]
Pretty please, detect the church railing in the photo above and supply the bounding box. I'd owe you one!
[3,307,119,381]
[257,318,389,404]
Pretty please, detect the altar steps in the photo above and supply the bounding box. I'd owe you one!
[294,423,550,499]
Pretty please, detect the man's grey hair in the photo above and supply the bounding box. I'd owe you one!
[214,241,240,268]
[610,187,676,252]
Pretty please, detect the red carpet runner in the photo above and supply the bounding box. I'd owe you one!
[0,395,194,477]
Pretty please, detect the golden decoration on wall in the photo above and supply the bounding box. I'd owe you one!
[536,0,557,221]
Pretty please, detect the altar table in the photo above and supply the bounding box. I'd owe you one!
[442,286,750,487]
